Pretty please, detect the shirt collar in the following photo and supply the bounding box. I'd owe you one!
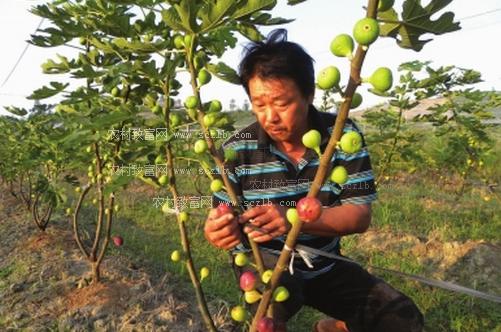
[257,105,331,150]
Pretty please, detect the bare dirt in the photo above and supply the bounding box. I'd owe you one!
[0,191,233,332]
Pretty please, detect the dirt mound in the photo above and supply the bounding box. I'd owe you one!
[0,192,233,332]
[350,230,501,295]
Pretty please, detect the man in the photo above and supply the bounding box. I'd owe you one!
[204,29,423,332]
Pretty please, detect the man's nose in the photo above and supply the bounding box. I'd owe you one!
[265,107,280,123]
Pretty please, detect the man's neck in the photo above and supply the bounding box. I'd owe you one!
[273,116,311,159]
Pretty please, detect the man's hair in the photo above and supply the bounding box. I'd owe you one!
[238,29,315,100]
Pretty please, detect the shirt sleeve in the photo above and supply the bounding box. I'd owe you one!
[334,120,377,205]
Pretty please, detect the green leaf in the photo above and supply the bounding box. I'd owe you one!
[174,1,199,32]
[287,0,307,4]
[104,174,134,195]
[207,62,240,85]
[232,0,277,20]
[235,22,264,42]
[4,107,28,116]
[199,0,237,32]
[161,8,185,31]
[378,0,460,51]
[28,82,69,100]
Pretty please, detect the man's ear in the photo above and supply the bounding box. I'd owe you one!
[308,93,314,105]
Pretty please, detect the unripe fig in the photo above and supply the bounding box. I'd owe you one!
[350,92,363,109]
[353,18,379,46]
[340,131,363,154]
[210,179,224,192]
[194,139,208,154]
[158,175,168,186]
[171,250,181,262]
[203,113,216,127]
[244,290,262,304]
[200,267,209,281]
[368,67,393,92]
[184,96,198,109]
[179,211,189,222]
[273,286,290,302]
[198,69,212,85]
[330,166,348,185]
[286,208,299,225]
[231,305,247,322]
[261,269,273,284]
[170,113,181,127]
[302,129,322,156]
[378,0,395,12]
[234,253,248,267]
[173,34,184,49]
[208,99,222,113]
[317,66,340,90]
[330,34,354,59]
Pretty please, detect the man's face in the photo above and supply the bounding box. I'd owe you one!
[248,75,313,144]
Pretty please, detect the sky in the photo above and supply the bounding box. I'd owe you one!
[0,0,500,116]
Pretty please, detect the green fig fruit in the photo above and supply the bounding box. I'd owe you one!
[198,69,212,86]
[169,113,181,127]
[273,286,290,302]
[330,166,348,184]
[378,0,394,12]
[350,92,363,109]
[317,66,340,90]
[353,18,379,46]
[184,96,198,109]
[330,34,354,59]
[368,67,393,92]
[194,139,208,154]
[173,34,184,49]
[210,179,224,192]
[208,99,222,113]
[340,131,363,154]
[203,113,216,127]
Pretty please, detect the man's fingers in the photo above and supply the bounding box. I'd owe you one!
[240,204,269,223]
[219,236,241,250]
[205,213,234,232]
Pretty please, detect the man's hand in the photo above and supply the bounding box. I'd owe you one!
[204,208,242,250]
[239,204,290,242]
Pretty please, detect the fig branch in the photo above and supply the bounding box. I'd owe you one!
[184,35,265,274]
[250,1,380,330]
[161,75,218,332]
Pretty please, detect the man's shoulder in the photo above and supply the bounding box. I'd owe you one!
[221,120,260,149]
[319,111,364,134]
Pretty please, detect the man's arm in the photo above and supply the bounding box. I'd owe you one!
[301,203,371,237]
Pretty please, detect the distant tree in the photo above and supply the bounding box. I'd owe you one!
[242,99,250,112]
[229,98,237,111]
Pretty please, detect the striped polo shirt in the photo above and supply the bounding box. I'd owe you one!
[212,105,377,278]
